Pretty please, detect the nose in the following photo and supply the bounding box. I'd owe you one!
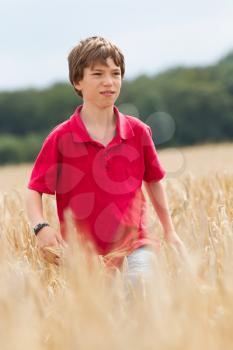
[102,74,114,86]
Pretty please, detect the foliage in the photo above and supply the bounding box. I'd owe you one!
[0,52,233,163]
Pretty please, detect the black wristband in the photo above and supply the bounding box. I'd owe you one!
[33,222,49,235]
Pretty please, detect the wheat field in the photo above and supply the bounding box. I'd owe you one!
[0,143,233,350]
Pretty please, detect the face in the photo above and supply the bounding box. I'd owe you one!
[74,57,122,108]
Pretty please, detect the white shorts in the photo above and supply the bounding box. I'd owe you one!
[122,245,156,289]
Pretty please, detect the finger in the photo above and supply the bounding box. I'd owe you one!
[50,239,60,247]
[56,236,68,248]
[40,250,51,263]
[54,257,60,266]
[40,250,46,260]
[36,240,43,250]
[42,249,60,265]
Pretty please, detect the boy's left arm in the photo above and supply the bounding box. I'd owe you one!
[144,180,189,262]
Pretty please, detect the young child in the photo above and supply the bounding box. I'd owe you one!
[26,36,188,279]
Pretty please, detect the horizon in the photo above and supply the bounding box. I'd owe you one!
[0,49,231,93]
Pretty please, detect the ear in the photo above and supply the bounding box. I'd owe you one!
[73,80,82,91]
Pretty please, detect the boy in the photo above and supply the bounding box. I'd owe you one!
[26,36,187,275]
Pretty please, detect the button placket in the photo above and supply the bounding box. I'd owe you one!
[104,148,114,171]
[103,142,121,170]
[104,152,110,170]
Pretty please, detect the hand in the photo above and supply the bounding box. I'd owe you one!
[36,226,67,265]
[164,229,190,264]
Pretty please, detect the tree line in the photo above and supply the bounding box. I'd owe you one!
[0,51,233,164]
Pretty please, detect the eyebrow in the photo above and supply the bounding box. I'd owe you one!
[91,68,121,72]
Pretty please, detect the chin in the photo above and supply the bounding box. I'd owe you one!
[97,101,115,109]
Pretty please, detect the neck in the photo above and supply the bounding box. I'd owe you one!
[80,102,116,128]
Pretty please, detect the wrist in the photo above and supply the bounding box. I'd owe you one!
[164,229,178,243]
[164,227,176,236]
[33,222,50,235]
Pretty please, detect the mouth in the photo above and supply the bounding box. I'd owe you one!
[100,91,115,96]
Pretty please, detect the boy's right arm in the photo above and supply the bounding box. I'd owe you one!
[26,189,66,255]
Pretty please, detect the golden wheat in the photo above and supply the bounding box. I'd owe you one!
[0,144,233,350]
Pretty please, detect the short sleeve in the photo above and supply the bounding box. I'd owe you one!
[142,125,166,182]
[27,133,60,194]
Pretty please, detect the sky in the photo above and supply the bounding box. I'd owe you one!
[1,0,233,91]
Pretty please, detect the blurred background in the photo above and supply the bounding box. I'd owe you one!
[0,0,233,165]
[1,4,233,347]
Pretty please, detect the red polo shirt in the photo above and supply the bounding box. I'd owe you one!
[28,104,166,266]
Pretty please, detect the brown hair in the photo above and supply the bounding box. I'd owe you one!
[67,36,125,97]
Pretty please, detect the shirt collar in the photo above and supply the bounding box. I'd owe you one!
[70,104,134,143]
